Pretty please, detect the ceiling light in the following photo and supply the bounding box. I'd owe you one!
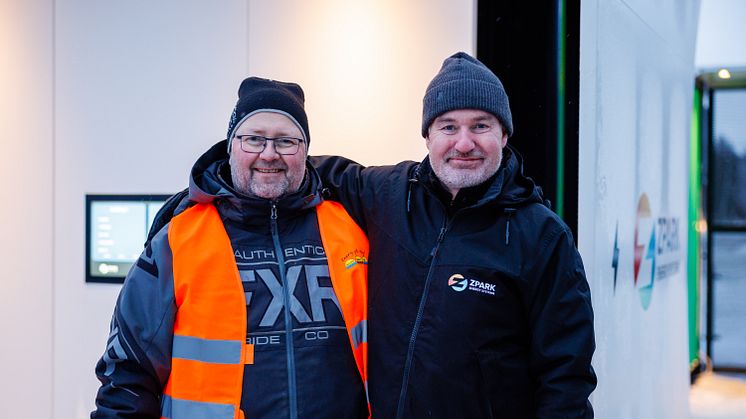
[717,68,731,79]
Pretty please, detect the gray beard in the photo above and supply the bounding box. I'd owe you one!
[431,155,502,193]
[230,164,291,199]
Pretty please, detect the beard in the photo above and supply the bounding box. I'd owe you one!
[430,148,502,193]
[229,157,302,200]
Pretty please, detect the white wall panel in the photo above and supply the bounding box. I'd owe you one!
[0,0,54,417]
[247,0,476,165]
[53,1,248,417]
[580,0,699,417]
[621,0,699,63]
[696,0,746,68]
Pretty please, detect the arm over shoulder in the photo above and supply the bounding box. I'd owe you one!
[310,155,369,230]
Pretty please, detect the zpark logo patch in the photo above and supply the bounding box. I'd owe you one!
[448,273,496,296]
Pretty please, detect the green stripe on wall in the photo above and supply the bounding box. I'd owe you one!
[556,0,566,218]
[688,86,702,370]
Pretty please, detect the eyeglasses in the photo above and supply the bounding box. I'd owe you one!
[234,135,305,155]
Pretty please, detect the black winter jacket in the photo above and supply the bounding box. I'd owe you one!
[311,147,596,419]
[93,140,367,419]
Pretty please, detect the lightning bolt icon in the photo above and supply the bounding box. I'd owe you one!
[646,223,656,282]
[612,221,620,292]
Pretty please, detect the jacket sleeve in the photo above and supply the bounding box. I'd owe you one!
[309,155,369,231]
[526,227,597,418]
[91,226,176,418]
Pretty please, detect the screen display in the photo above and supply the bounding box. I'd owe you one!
[86,195,170,283]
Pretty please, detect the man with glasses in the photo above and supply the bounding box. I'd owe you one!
[92,77,369,419]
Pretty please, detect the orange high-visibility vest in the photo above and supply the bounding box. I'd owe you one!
[161,201,368,419]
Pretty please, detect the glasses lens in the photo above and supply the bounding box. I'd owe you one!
[236,135,302,154]
[274,137,300,154]
[239,135,266,153]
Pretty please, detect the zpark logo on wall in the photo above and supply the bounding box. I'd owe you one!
[625,193,681,310]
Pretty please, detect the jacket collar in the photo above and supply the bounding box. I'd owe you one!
[414,145,544,212]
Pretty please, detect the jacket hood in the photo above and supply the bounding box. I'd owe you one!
[188,139,324,224]
[416,144,546,210]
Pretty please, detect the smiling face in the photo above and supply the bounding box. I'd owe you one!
[228,112,307,199]
[426,109,508,198]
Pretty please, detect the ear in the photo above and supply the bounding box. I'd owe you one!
[500,133,508,148]
[425,134,433,151]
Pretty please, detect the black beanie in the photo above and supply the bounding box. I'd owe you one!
[421,52,513,138]
[226,77,310,151]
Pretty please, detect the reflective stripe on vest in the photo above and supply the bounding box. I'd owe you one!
[161,395,235,419]
[163,201,369,418]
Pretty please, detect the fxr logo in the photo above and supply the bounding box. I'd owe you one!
[240,264,341,326]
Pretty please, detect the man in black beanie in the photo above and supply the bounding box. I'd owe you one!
[93,77,370,419]
[313,51,597,418]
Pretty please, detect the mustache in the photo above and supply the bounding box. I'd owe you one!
[251,161,287,170]
[444,150,486,160]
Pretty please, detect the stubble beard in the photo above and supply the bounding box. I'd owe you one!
[432,149,502,192]
[229,160,295,200]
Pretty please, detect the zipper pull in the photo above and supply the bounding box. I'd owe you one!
[271,203,278,220]
[437,226,447,243]
[504,208,516,245]
[430,226,447,257]
[407,179,418,213]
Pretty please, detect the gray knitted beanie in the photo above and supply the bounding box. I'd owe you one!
[421,52,513,138]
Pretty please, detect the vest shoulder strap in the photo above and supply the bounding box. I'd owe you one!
[315,200,369,397]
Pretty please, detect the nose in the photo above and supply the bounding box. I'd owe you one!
[453,130,476,154]
[258,140,280,160]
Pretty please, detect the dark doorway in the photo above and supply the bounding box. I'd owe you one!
[477,0,580,237]
[700,76,746,372]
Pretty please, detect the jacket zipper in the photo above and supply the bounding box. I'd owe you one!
[395,218,449,419]
[270,203,298,419]
[504,208,516,245]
